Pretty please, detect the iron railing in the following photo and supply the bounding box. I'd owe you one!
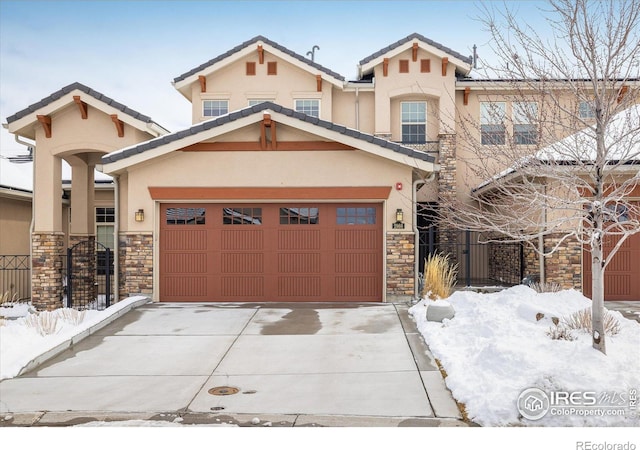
[0,255,31,302]
[395,141,440,155]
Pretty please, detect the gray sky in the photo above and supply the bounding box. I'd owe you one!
[0,0,551,189]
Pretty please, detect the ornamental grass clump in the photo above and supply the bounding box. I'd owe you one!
[23,311,59,336]
[564,307,621,336]
[422,253,458,300]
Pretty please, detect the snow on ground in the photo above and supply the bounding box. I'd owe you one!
[0,296,147,380]
[409,285,640,427]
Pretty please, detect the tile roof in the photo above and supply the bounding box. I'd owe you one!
[6,82,159,125]
[101,102,435,165]
[359,32,472,66]
[173,35,345,83]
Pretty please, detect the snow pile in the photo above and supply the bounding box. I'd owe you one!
[409,285,640,426]
[0,296,148,380]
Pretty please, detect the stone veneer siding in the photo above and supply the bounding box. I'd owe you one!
[488,240,523,285]
[119,233,154,299]
[68,235,97,307]
[543,234,582,290]
[31,232,65,311]
[437,134,459,267]
[386,232,415,301]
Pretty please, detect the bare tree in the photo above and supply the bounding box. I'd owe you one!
[438,0,640,354]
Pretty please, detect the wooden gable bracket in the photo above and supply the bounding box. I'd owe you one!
[36,115,52,138]
[257,44,264,64]
[260,113,277,150]
[617,84,628,103]
[198,76,206,93]
[412,42,419,62]
[383,58,389,77]
[73,96,88,119]
[441,57,449,76]
[463,87,471,106]
[316,74,322,92]
[110,114,125,138]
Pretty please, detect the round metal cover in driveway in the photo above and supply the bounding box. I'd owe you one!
[208,386,240,396]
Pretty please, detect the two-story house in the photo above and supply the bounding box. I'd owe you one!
[4,33,639,309]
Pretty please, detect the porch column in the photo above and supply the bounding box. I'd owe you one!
[31,151,64,311]
[437,133,459,268]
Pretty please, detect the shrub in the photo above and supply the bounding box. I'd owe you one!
[422,253,458,300]
[58,308,86,326]
[23,311,59,336]
[529,282,562,293]
[563,307,621,336]
[547,324,576,341]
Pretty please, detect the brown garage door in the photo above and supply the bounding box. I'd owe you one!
[583,232,640,301]
[160,203,383,302]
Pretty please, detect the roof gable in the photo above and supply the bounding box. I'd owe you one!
[101,102,436,173]
[359,33,472,77]
[172,36,345,99]
[5,82,168,139]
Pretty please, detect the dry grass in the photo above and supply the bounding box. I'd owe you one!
[58,308,86,326]
[563,307,621,336]
[422,253,458,300]
[529,282,562,293]
[435,358,470,423]
[23,311,59,336]
[546,324,576,341]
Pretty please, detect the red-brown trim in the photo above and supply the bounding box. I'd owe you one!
[246,62,256,76]
[316,74,322,92]
[73,96,88,119]
[110,114,124,138]
[37,115,52,138]
[267,61,277,75]
[198,76,206,93]
[441,57,449,76]
[399,59,409,73]
[617,85,628,103]
[383,58,389,77]
[420,59,431,73]
[412,42,418,62]
[149,186,393,200]
[579,185,640,197]
[180,141,356,152]
[257,44,264,64]
[463,86,470,105]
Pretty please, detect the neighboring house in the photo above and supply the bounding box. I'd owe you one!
[2,33,638,309]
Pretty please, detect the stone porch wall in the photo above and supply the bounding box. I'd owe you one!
[31,232,65,311]
[543,234,582,290]
[487,240,522,285]
[119,233,153,299]
[386,232,415,302]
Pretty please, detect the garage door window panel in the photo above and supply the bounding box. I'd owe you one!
[166,207,206,225]
[223,207,263,225]
[280,207,319,225]
[336,207,376,225]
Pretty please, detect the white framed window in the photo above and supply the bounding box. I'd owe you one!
[480,102,506,145]
[401,101,427,144]
[248,99,272,106]
[513,102,538,145]
[203,100,229,117]
[96,207,115,275]
[579,101,595,119]
[294,99,320,118]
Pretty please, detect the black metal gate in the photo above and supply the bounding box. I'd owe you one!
[419,226,524,288]
[67,240,112,310]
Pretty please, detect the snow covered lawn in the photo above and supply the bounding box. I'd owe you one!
[0,296,148,380]
[409,286,640,427]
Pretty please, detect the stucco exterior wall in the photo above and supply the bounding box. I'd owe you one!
[0,195,32,255]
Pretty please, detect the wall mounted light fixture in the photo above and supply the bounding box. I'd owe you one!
[135,209,145,222]
[393,208,405,229]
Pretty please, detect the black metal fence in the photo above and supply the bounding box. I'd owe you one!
[0,255,31,302]
[67,241,112,310]
[419,226,524,288]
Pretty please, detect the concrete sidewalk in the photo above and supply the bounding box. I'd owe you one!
[0,302,467,427]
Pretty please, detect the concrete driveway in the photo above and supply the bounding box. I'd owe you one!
[0,302,466,427]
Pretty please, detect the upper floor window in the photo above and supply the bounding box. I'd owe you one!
[579,101,595,119]
[480,102,506,145]
[203,100,228,118]
[401,101,426,144]
[295,99,320,118]
[513,102,538,145]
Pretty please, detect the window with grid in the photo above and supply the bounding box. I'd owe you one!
[203,100,228,117]
[401,102,427,144]
[166,207,206,225]
[579,101,596,119]
[96,207,115,275]
[336,207,376,225]
[480,102,506,145]
[223,207,263,225]
[280,207,319,225]
[248,99,272,106]
[513,102,538,145]
[294,99,320,118]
